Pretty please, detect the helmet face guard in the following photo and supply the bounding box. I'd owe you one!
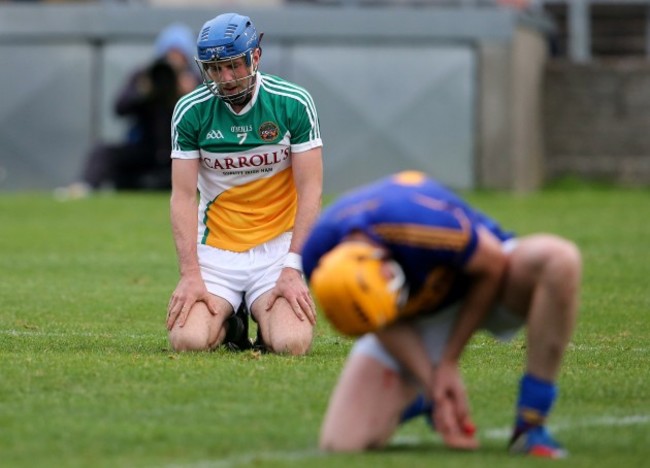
[196,54,258,105]
[310,242,408,337]
[195,13,262,104]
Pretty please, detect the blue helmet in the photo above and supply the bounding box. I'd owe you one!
[196,13,262,104]
[197,13,260,64]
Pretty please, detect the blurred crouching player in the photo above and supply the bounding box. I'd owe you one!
[166,13,322,354]
[302,171,581,457]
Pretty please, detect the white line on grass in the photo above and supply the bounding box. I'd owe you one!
[3,330,649,353]
[0,329,159,339]
[466,342,649,353]
[167,449,325,468]
[167,414,650,468]
[480,414,650,440]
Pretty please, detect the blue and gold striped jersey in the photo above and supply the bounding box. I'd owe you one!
[302,171,514,316]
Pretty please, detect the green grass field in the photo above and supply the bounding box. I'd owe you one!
[1,184,649,467]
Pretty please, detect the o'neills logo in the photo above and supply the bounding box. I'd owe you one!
[258,121,279,142]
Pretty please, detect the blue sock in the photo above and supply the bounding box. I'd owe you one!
[400,393,433,424]
[515,373,557,433]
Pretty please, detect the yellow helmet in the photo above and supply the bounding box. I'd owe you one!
[310,242,407,337]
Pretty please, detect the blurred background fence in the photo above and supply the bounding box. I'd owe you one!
[0,1,648,193]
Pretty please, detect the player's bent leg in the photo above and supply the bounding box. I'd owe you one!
[168,297,232,352]
[320,354,416,452]
[251,292,313,356]
[499,235,581,457]
[501,234,582,381]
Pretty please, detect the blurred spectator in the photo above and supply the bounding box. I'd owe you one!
[56,23,199,200]
[496,0,541,11]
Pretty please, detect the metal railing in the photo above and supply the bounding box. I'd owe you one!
[288,0,650,62]
[542,0,650,62]
[32,0,650,62]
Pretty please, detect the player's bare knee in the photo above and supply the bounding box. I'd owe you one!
[319,434,377,453]
[268,333,312,356]
[262,320,313,355]
[319,432,340,452]
[545,238,582,289]
[168,327,213,352]
[319,437,344,452]
[523,236,580,284]
[558,239,582,278]
[319,440,360,453]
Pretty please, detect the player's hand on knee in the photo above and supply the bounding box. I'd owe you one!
[167,271,211,330]
[203,295,220,317]
[296,289,317,325]
[266,268,317,325]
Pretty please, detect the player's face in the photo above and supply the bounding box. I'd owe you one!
[342,232,408,308]
[381,258,407,303]
[204,52,258,98]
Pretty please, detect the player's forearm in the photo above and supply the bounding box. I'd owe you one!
[170,193,200,276]
[288,153,322,254]
[442,267,503,364]
[289,188,321,254]
[376,323,435,389]
[443,227,508,364]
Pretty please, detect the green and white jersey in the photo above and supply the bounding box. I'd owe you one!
[171,72,322,252]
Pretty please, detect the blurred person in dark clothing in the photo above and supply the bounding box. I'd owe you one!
[56,23,199,199]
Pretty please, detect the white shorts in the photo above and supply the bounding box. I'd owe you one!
[351,302,525,373]
[351,238,524,372]
[197,232,292,312]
